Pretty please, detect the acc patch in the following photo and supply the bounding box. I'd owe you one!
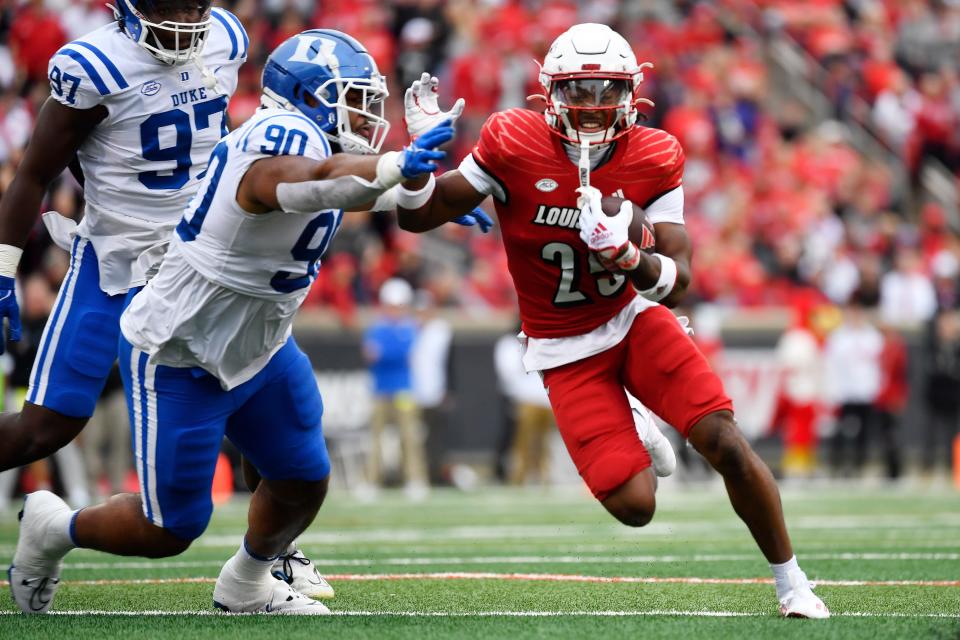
[535,178,558,192]
[141,81,162,96]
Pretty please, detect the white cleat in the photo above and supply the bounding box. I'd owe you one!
[271,547,335,599]
[8,491,73,614]
[779,568,830,619]
[632,404,677,478]
[214,559,330,614]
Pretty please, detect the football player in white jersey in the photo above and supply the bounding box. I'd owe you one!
[9,29,462,615]
[0,1,243,478]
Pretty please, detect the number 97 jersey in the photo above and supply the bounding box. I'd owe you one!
[47,11,246,223]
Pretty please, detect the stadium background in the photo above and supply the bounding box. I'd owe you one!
[1,0,959,503]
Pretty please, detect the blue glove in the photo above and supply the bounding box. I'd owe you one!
[399,120,455,179]
[0,275,21,354]
[451,207,495,233]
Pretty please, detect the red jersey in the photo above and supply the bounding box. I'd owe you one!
[470,108,684,339]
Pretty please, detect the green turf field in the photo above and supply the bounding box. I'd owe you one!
[1,483,958,639]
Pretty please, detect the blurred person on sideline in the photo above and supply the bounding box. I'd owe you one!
[923,309,960,475]
[494,328,555,486]
[410,289,453,483]
[824,300,883,477]
[880,246,937,326]
[80,366,130,499]
[0,273,89,509]
[874,322,907,480]
[772,294,836,478]
[364,278,428,500]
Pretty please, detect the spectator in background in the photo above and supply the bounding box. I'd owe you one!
[9,0,66,86]
[59,0,111,41]
[880,247,937,325]
[872,70,919,154]
[924,309,960,475]
[824,301,883,477]
[772,293,832,478]
[410,290,453,484]
[874,323,907,480]
[494,330,555,486]
[364,278,428,500]
[80,367,130,499]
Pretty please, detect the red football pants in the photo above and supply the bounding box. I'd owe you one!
[541,305,733,500]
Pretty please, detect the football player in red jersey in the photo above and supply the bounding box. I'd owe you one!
[397,24,829,619]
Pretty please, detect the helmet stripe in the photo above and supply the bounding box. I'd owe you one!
[72,42,128,90]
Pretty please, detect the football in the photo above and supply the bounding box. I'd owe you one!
[599,196,656,253]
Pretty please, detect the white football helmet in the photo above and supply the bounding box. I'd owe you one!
[536,23,653,145]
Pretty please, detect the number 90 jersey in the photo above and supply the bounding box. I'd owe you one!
[173,107,340,300]
[48,13,246,220]
[468,108,684,339]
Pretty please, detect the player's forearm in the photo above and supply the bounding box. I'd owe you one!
[277,174,393,213]
[626,254,691,308]
[276,153,414,213]
[397,185,473,232]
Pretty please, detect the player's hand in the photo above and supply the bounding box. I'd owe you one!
[0,275,22,354]
[404,72,466,139]
[451,207,494,233]
[577,186,633,262]
[398,120,454,179]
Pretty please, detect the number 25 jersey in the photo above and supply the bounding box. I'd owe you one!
[463,108,684,340]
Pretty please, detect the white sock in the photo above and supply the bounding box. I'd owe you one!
[770,555,801,601]
[45,508,79,558]
[229,539,279,584]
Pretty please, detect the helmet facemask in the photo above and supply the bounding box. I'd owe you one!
[112,0,213,66]
[316,75,390,155]
[547,75,635,145]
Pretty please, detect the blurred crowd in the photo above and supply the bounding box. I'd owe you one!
[1,0,958,320]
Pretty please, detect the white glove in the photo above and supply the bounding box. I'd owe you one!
[404,72,466,139]
[577,186,634,263]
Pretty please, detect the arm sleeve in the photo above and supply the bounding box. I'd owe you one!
[462,112,511,203]
[642,135,685,222]
[458,153,503,201]
[645,186,684,225]
[47,47,112,111]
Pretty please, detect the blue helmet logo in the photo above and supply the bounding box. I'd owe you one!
[262,30,390,154]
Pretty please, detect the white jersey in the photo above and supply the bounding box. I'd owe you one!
[46,9,246,294]
[120,108,340,389]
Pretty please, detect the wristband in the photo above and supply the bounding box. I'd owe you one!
[374,151,404,190]
[613,243,642,271]
[638,253,677,302]
[396,173,436,210]
[0,244,23,278]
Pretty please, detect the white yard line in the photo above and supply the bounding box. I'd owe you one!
[51,551,960,571]
[185,516,960,546]
[0,609,957,619]
[61,572,960,588]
